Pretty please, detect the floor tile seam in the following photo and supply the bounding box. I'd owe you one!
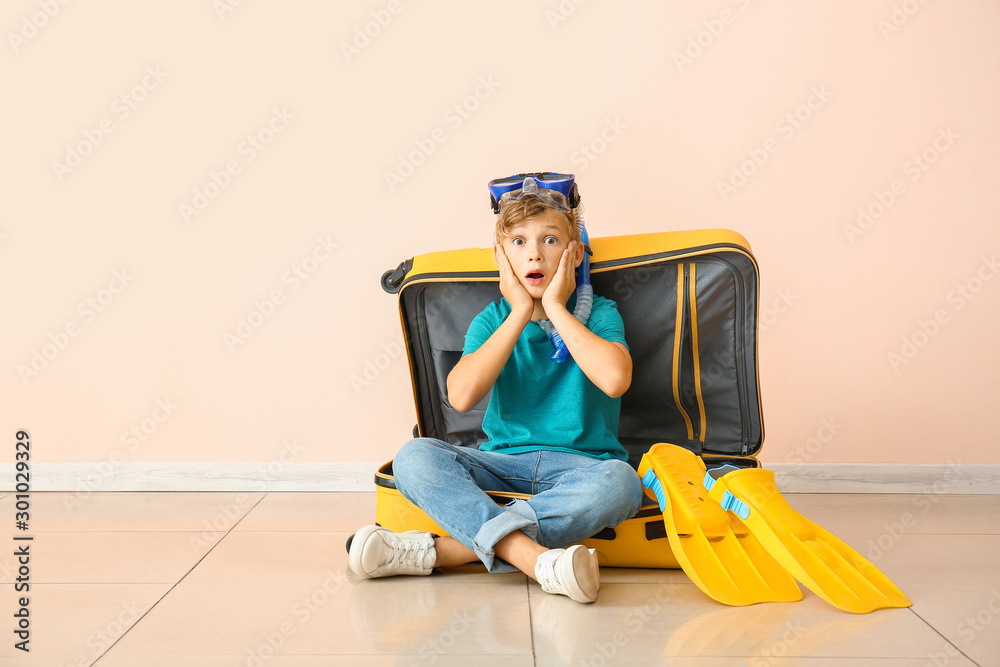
[4,579,181,585]
[231,529,391,533]
[411,577,530,582]
[905,606,979,665]
[580,579,696,585]
[372,580,532,587]
[20,528,376,532]
[90,493,271,666]
[12,582,176,586]
[535,653,974,661]
[16,579,685,587]
[526,579,538,667]
[17,491,271,495]
[16,529,260,533]
[83,652,540,659]
[906,531,1000,536]
[555,652,954,659]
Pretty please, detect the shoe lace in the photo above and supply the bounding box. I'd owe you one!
[386,537,431,575]
[534,551,560,594]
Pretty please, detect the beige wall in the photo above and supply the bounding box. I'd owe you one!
[3,1,998,467]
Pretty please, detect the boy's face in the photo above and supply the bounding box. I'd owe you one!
[500,208,581,299]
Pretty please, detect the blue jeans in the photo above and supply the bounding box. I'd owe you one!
[392,438,644,573]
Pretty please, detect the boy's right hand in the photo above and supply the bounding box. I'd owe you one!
[494,244,534,318]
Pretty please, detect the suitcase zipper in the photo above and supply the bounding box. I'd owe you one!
[672,263,696,442]
[686,263,708,444]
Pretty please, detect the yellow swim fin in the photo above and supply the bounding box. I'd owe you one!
[637,444,801,606]
[704,466,912,614]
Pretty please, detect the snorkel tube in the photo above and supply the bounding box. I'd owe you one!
[487,172,593,363]
[544,215,592,362]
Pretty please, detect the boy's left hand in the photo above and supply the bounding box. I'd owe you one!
[541,241,579,316]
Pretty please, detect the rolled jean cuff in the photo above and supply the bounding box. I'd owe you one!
[472,499,539,573]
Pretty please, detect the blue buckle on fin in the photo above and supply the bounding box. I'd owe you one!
[720,491,751,520]
[641,469,667,512]
[702,471,717,492]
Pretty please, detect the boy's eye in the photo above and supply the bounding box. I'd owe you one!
[512,238,524,246]
[544,236,558,245]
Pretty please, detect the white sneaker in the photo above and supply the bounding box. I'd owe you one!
[348,525,437,579]
[534,544,600,603]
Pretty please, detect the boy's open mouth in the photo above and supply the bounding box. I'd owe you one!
[525,271,545,286]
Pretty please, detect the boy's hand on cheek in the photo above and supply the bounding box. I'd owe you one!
[494,245,534,316]
[541,241,577,316]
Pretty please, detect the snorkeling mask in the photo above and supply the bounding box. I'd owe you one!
[488,172,592,363]
[488,172,581,214]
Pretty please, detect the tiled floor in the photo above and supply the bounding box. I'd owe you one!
[1,491,998,666]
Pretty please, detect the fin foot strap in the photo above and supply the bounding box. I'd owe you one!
[642,469,668,512]
[720,491,750,520]
[703,471,750,520]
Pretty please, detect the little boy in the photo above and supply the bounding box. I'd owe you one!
[348,175,643,603]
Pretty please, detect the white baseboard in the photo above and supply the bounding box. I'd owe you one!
[768,462,1000,494]
[3,462,380,493]
[2,462,998,494]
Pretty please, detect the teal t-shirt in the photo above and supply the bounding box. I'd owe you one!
[460,295,629,461]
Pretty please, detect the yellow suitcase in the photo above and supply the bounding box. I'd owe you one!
[374,229,763,568]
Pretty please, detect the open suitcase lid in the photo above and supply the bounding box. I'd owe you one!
[384,229,763,469]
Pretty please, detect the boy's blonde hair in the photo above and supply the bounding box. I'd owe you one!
[494,195,581,245]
